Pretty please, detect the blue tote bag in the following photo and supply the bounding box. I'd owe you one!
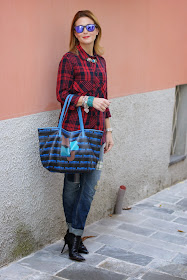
[38,94,103,173]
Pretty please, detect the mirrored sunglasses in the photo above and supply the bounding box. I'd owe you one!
[74,24,96,33]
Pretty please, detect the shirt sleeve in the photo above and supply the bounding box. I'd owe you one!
[56,53,80,110]
[104,59,111,118]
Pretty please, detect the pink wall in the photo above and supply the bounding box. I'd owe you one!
[1,0,187,120]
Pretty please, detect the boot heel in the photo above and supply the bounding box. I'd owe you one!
[61,241,67,254]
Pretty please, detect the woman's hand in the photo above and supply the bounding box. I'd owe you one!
[104,132,114,154]
[93,98,110,112]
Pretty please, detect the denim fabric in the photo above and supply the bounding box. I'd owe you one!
[62,145,104,236]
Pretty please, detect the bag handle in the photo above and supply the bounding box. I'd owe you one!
[77,106,85,137]
[58,94,85,137]
[58,94,73,129]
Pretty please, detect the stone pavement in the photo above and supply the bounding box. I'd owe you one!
[0,180,187,280]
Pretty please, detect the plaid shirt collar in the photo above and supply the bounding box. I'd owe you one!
[76,44,97,61]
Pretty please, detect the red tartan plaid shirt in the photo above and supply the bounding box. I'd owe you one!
[56,44,111,143]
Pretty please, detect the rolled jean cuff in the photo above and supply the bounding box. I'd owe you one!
[67,222,83,236]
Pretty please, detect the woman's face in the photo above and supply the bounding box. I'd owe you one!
[74,17,99,47]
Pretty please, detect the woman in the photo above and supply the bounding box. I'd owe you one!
[56,10,114,261]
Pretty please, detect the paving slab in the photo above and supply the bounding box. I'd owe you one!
[135,198,161,206]
[111,212,148,224]
[140,208,177,221]
[173,217,187,225]
[18,250,72,274]
[83,223,113,235]
[43,240,66,255]
[82,239,105,253]
[130,242,176,261]
[167,181,187,193]
[147,259,187,279]
[149,192,183,204]
[118,223,156,236]
[133,202,159,210]
[0,263,38,280]
[171,211,187,219]
[98,257,143,276]
[177,191,187,198]
[172,253,187,265]
[82,253,108,266]
[176,198,187,210]
[135,204,174,214]
[139,217,187,236]
[142,271,185,280]
[24,272,66,280]
[128,266,151,279]
[154,201,186,212]
[94,234,134,251]
[151,231,187,246]
[56,262,126,280]
[94,217,123,227]
[95,245,153,266]
[156,264,187,280]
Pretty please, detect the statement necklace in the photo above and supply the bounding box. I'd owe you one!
[87,57,97,63]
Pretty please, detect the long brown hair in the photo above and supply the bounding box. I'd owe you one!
[69,10,103,56]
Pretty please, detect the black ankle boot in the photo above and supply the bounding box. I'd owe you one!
[69,235,85,261]
[79,239,89,254]
[61,230,89,254]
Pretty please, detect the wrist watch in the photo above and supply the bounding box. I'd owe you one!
[106,128,113,132]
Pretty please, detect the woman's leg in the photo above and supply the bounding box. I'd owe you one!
[70,145,104,236]
[63,174,80,231]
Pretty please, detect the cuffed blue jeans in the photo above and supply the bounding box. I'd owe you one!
[62,145,104,236]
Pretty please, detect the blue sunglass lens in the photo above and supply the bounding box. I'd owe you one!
[86,24,95,32]
[75,24,96,33]
[75,26,84,33]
